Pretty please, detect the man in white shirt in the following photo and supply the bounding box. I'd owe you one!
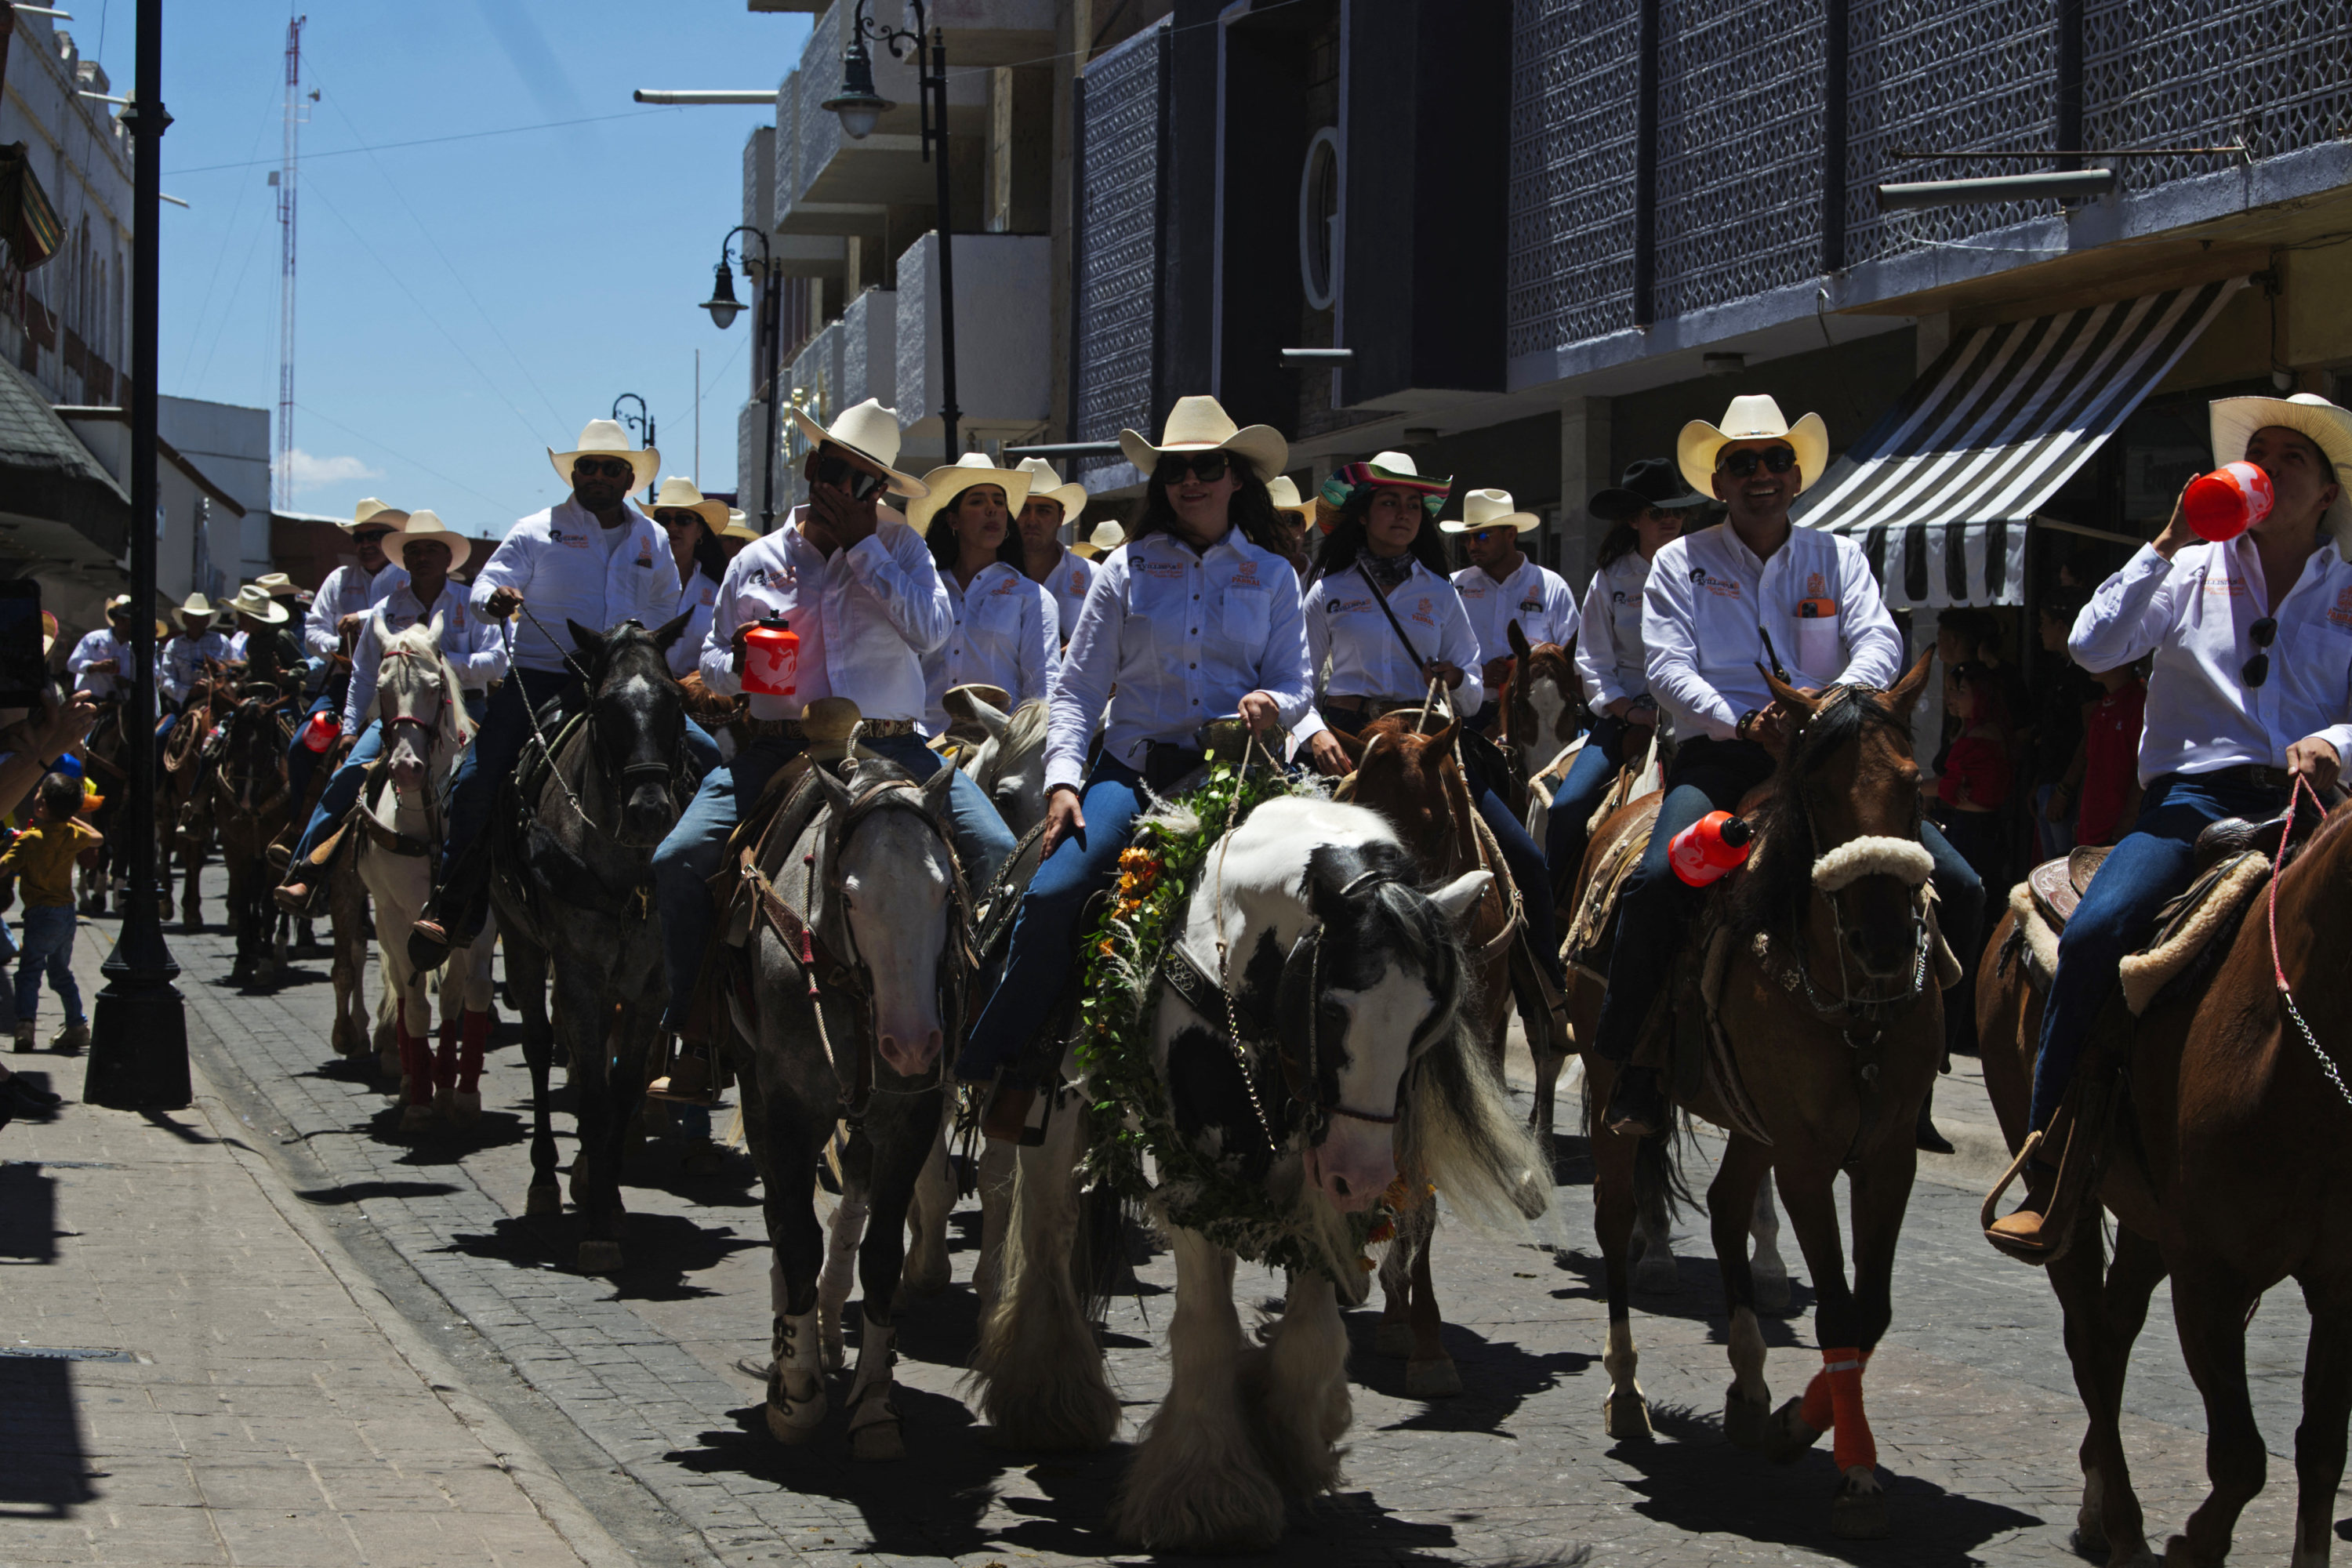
[1443,488,1579,717]
[291,500,408,810]
[649,400,1016,1048]
[1592,396,1984,1137]
[1010,457,1096,641]
[67,597,157,704]
[165,593,234,706]
[1988,394,2352,1254]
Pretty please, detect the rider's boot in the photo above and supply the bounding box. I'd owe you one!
[408,844,489,971]
[1602,1063,1668,1139]
[646,1036,717,1105]
[978,1074,1040,1145]
[1985,1159,2058,1254]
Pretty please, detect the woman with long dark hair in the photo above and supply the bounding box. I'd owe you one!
[913,454,1058,737]
[647,477,734,678]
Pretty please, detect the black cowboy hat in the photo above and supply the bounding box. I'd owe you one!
[1589,457,1716,521]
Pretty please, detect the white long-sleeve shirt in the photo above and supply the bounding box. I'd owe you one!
[67,628,156,703]
[341,583,510,735]
[1644,522,1904,742]
[1034,547,1095,642]
[304,561,407,661]
[698,507,953,724]
[668,564,722,679]
[470,498,673,676]
[2071,535,2352,786]
[1047,528,1314,793]
[1296,558,1486,739]
[165,630,235,705]
[1577,552,1654,710]
[1451,557,1579,666]
[922,561,1060,736]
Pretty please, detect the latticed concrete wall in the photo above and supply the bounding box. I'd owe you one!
[1068,19,1167,489]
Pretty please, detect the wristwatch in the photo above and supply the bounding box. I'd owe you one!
[1736,709,1762,741]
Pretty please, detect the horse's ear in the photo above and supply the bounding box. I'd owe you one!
[973,695,1010,742]
[424,610,445,648]
[651,608,695,653]
[1429,868,1493,923]
[568,620,606,664]
[920,761,956,816]
[1426,717,1461,753]
[1886,648,1936,720]
[812,761,854,816]
[1508,619,1533,663]
[369,606,392,646]
[1757,661,1821,720]
[1337,728,1371,764]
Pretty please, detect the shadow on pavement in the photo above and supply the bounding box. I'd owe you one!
[0,1160,59,1263]
[0,1355,92,1516]
[1345,1311,1595,1434]
[292,1178,462,1205]
[1547,1246,1818,1345]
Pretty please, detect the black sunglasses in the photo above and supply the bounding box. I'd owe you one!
[813,451,889,503]
[572,457,636,480]
[351,529,394,546]
[1153,452,1231,486]
[655,511,704,528]
[1716,445,1798,478]
[2244,615,2278,688]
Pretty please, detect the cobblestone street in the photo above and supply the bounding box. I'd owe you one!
[5,874,2346,1566]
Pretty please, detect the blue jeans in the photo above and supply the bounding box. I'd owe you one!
[437,669,579,881]
[1590,738,1984,1065]
[2027,770,2288,1131]
[1547,716,1630,902]
[289,691,491,870]
[652,728,1014,1032]
[284,692,339,817]
[16,905,81,1026]
[956,755,1149,1083]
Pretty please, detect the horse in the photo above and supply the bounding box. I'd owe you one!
[970,792,1547,1554]
[75,701,135,915]
[346,614,495,1134]
[957,693,1051,842]
[163,673,230,931]
[488,615,697,1272]
[1500,620,1582,822]
[1976,787,2352,1567]
[209,691,296,985]
[730,756,964,1461]
[1575,656,1942,1541]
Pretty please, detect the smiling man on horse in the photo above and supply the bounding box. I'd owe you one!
[1594,394,1986,1138]
[1987,392,2352,1257]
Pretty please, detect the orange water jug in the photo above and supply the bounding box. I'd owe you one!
[742,619,800,697]
[299,708,338,753]
[1668,811,1753,887]
[2182,462,2274,543]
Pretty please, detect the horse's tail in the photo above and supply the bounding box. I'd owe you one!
[1399,1011,1553,1234]
[1074,1175,1131,1330]
[1634,1116,1697,1225]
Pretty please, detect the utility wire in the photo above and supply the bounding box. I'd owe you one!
[176,84,281,388]
[293,399,528,519]
[189,216,270,395]
[163,106,684,178]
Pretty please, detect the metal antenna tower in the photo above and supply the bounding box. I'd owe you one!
[271,13,310,510]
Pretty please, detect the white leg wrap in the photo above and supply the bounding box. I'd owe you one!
[846,1313,898,1433]
[769,1258,792,1317]
[770,1306,826,1432]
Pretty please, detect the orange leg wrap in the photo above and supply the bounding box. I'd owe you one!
[1822,1346,1876,1473]
[458,1010,490,1094]
[434,1015,459,1094]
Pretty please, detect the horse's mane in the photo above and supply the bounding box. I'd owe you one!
[378,618,474,752]
[1000,695,1051,758]
[1723,684,1903,939]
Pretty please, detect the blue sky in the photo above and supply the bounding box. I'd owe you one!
[128,1,808,526]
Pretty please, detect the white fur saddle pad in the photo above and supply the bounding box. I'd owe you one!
[2004,850,2270,1014]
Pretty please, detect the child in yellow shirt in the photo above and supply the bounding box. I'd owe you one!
[0,772,102,1051]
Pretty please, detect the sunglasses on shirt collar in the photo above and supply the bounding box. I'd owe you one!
[1715,445,1798,478]
[2244,615,2278,688]
[812,451,890,503]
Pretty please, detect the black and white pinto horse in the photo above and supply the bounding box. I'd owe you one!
[489,615,696,1272]
[971,794,1548,1553]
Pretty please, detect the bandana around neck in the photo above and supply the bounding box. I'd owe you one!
[1359,550,1415,593]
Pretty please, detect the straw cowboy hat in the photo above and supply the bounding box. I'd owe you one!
[721,509,761,545]
[252,572,300,600]
[105,593,169,639]
[791,397,929,500]
[1439,488,1541,535]
[1590,456,1716,520]
[381,509,474,572]
[908,453,1033,533]
[1320,450,1454,515]
[175,591,220,628]
[343,498,409,534]
[1070,518,1127,561]
[40,611,56,655]
[2210,392,2352,548]
[1014,456,1088,517]
[229,584,290,626]
[1267,475,1315,518]
[1677,394,1830,495]
[547,419,659,491]
[643,476,730,532]
[1118,394,1288,485]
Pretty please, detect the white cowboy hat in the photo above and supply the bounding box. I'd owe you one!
[790,397,928,500]
[721,509,760,545]
[2209,393,2352,548]
[1677,394,1831,495]
[1118,394,1288,485]
[229,584,290,626]
[381,509,474,572]
[176,591,218,625]
[908,453,1033,533]
[342,498,409,534]
[252,572,299,598]
[1267,475,1316,517]
[103,593,138,617]
[1013,456,1088,517]
[642,475,730,532]
[1320,450,1454,514]
[547,419,659,491]
[1439,488,1541,535]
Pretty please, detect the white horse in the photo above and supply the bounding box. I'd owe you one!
[350,612,497,1134]
[971,794,1549,1552]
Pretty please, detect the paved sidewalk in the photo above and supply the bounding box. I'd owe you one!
[0,918,625,1568]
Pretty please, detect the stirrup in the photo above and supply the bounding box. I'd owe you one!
[1980,1130,2059,1263]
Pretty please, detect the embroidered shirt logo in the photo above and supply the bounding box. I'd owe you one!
[2329,584,2352,629]
[1695,572,1742,600]
[1410,597,1436,627]
[1806,571,1827,599]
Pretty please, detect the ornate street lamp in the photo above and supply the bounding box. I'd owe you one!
[699,225,782,534]
[609,393,656,504]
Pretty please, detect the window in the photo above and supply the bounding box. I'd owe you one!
[1298,127,1341,311]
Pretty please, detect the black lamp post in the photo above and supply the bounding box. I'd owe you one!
[700,225,781,534]
[86,0,188,1111]
[822,0,961,463]
[609,393,656,504]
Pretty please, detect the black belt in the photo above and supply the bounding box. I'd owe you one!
[2196,764,2294,793]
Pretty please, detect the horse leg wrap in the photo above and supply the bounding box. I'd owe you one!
[434,1015,459,1095]
[458,1010,490,1094]
[846,1314,898,1433]
[766,1307,827,1439]
[396,1011,433,1105]
[1821,1348,1876,1474]
[1799,1345,1871,1434]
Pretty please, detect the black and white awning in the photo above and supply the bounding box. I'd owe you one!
[1795,278,2245,608]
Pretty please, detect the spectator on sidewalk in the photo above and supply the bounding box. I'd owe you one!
[2074,659,2150,848]
[2029,590,2096,858]
[0,772,100,1052]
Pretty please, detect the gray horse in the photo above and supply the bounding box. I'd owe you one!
[489,615,695,1273]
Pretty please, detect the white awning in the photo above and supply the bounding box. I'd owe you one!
[1795,278,2245,608]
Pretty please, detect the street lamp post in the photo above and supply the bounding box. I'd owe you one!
[822,0,961,464]
[700,226,782,533]
[86,0,188,1111]
[609,394,656,504]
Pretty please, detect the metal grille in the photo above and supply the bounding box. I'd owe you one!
[1507,0,1640,357]
[1070,20,1167,485]
[2086,0,2352,190]
[1651,0,1827,320]
[1845,0,2060,269]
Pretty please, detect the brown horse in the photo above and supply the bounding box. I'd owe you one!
[1576,656,1940,1541]
[209,694,294,985]
[1341,712,1526,1398]
[1499,620,1581,797]
[163,673,233,930]
[1976,791,2352,1567]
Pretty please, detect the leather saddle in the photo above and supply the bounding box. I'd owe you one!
[2026,811,2294,935]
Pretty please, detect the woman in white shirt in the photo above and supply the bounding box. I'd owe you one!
[913,455,1059,736]
[645,477,730,679]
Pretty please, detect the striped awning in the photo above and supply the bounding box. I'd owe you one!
[1794,278,2245,608]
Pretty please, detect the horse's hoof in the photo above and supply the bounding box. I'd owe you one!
[680,1142,725,1178]
[445,1091,481,1129]
[524,1184,560,1218]
[2070,1524,2109,1559]
[397,1103,437,1134]
[764,1399,824,1445]
[851,1421,905,1462]
[1405,1357,1462,1399]
[902,1260,950,1298]
[577,1240,623,1274]
[1635,1255,1681,1294]
[1723,1389,1773,1451]
[1762,1396,1824,1465]
[1753,1269,1791,1315]
[379,1051,401,1084]
[1374,1321,1415,1359]
[1603,1391,1653,1441]
[2161,1537,2204,1566]
[1828,1472,1889,1540]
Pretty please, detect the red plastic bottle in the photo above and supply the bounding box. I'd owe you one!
[299,708,338,753]
[742,619,800,697]
[2181,461,2274,543]
[1668,811,1754,887]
